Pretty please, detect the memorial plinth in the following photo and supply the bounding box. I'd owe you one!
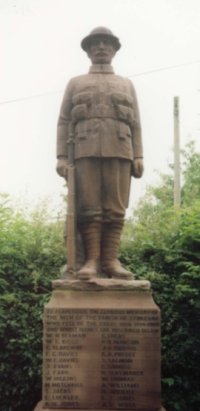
[34,279,166,411]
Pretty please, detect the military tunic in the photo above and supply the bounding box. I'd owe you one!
[57,64,143,223]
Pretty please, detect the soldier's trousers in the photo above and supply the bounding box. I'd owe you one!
[75,158,131,224]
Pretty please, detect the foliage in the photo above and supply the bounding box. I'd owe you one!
[120,142,200,411]
[0,194,65,411]
[181,141,200,204]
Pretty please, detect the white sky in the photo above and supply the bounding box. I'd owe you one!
[0,0,200,214]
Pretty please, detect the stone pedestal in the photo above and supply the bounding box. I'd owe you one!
[34,278,166,411]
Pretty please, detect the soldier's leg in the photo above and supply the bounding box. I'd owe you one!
[75,158,102,279]
[101,158,133,279]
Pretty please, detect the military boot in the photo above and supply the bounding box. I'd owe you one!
[101,222,133,280]
[77,222,101,280]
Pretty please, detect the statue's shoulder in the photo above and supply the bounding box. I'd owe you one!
[111,74,135,94]
[114,73,132,84]
[69,73,90,85]
[63,74,90,95]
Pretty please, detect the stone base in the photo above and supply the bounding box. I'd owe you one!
[51,277,151,291]
[36,278,164,411]
[34,401,167,410]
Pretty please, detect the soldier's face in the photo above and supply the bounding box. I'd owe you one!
[87,37,116,64]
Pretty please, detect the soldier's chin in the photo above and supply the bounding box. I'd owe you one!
[93,56,110,64]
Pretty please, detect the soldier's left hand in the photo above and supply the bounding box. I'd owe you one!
[132,158,144,178]
[56,157,68,179]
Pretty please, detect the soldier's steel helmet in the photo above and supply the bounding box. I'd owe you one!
[81,27,121,51]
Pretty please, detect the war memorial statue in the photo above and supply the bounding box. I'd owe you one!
[34,28,166,411]
[56,27,144,281]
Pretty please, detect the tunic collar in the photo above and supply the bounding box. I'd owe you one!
[89,64,114,74]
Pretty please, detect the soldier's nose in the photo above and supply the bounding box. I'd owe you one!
[99,41,105,48]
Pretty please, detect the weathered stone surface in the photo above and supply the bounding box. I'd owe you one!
[52,278,151,291]
[34,401,167,411]
[40,286,161,410]
[56,27,144,280]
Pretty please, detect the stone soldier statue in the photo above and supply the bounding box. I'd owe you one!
[56,27,144,280]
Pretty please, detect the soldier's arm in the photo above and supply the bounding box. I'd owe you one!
[128,79,144,178]
[56,79,74,178]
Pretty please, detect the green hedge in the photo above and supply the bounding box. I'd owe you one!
[0,195,65,411]
[121,201,200,411]
[0,194,200,411]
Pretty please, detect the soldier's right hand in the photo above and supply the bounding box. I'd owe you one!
[56,157,68,179]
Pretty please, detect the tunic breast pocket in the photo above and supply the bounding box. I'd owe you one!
[116,105,134,125]
[72,92,93,106]
[75,121,88,139]
[71,104,88,123]
[118,122,132,140]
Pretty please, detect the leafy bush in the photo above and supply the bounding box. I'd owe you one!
[0,194,65,411]
[121,203,200,411]
[120,142,200,411]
